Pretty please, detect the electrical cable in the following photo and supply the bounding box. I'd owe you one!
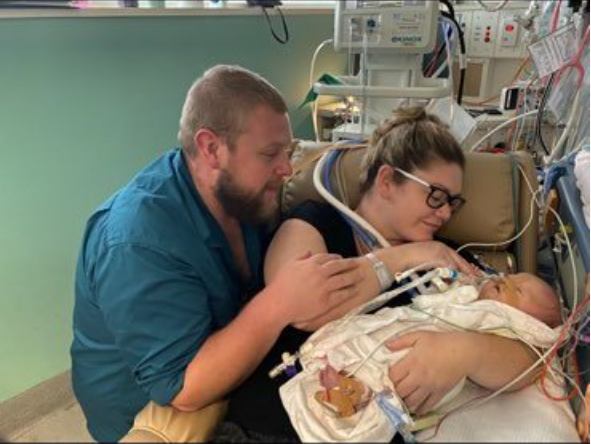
[515,162,579,312]
[547,89,583,163]
[425,16,454,78]
[535,72,556,156]
[360,27,370,135]
[539,295,589,402]
[425,41,447,77]
[439,0,456,20]
[431,21,455,79]
[470,110,539,152]
[442,19,456,121]
[551,0,564,33]
[440,11,467,105]
[512,79,535,150]
[261,5,289,44]
[506,74,538,151]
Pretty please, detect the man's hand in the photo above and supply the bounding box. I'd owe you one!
[268,252,363,327]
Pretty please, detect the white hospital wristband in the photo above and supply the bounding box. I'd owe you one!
[365,252,394,292]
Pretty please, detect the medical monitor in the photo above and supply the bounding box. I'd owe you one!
[334,0,438,54]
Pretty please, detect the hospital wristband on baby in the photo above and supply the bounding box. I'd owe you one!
[365,252,394,292]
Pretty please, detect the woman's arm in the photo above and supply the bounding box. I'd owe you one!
[386,331,539,415]
[264,219,382,330]
[265,219,477,330]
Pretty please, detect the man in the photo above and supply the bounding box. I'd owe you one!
[71,65,362,442]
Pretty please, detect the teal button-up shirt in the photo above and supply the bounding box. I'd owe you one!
[71,149,265,442]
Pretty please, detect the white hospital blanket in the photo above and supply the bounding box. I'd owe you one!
[280,286,578,443]
[574,150,590,227]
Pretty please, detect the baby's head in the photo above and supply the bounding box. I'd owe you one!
[478,273,562,328]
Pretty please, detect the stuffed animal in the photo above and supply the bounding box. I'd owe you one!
[314,365,370,418]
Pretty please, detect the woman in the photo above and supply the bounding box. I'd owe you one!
[219,108,538,442]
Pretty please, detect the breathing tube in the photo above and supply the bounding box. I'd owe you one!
[313,147,389,250]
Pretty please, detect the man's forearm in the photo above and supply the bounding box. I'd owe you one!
[171,287,287,412]
[466,332,539,391]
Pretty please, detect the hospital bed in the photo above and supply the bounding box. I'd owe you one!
[553,162,590,301]
[121,146,542,442]
[549,160,590,430]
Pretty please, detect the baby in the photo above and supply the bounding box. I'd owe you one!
[476,272,562,328]
[279,271,564,443]
[311,273,562,419]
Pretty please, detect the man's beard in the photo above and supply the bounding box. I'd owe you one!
[214,169,279,224]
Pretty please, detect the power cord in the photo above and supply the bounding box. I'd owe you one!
[259,3,289,44]
[441,11,467,105]
[535,73,556,156]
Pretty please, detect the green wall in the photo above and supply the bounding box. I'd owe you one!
[0,12,345,402]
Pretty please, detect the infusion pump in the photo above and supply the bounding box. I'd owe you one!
[334,0,439,54]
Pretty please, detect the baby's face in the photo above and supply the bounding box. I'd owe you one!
[479,273,561,327]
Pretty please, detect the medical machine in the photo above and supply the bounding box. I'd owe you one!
[314,1,452,141]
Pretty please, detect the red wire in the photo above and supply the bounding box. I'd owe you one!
[553,25,590,88]
[425,44,443,77]
[539,295,590,402]
[551,0,563,33]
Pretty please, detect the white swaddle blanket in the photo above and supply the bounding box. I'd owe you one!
[279,285,578,443]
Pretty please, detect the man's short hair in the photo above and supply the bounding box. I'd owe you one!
[178,65,288,157]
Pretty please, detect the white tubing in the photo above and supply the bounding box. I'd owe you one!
[313,150,390,248]
[470,110,539,152]
[309,39,333,142]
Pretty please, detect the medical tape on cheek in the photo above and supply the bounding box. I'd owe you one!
[500,277,520,307]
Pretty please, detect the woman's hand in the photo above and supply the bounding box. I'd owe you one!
[386,330,538,415]
[386,331,476,415]
[390,241,480,276]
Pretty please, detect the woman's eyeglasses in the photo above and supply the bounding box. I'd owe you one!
[395,168,466,213]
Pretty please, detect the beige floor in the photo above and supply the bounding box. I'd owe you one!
[0,372,94,443]
[11,401,93,443]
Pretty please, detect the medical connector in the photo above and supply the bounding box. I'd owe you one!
[394,267,460,295]
[366,252,394,291]
[268,351,300,379]
[430,268,460,292]
[375,392,416,443]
